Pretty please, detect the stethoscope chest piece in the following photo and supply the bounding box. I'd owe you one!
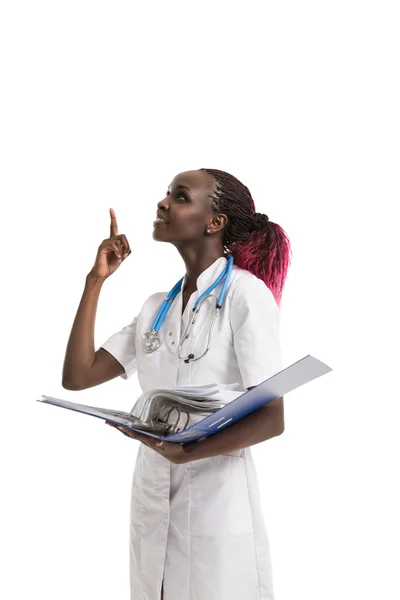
[142,330,161,353]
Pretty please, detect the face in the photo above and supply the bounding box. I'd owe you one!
[153,170,227,245]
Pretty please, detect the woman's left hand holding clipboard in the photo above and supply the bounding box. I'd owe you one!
[105,421,188,464]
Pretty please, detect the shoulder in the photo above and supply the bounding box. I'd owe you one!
[229,265,277,309]
[143,290,168,304]
[138,290,168,314]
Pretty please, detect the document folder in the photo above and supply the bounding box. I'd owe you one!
[37,354,332,444]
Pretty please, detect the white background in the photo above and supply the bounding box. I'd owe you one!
[1,1,399,599]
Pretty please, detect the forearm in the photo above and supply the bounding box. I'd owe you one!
[62,273,106,388]
[182,401,284,463]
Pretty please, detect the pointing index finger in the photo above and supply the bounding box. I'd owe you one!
[109,208,118,237]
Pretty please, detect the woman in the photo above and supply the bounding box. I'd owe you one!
[62,167,292,600]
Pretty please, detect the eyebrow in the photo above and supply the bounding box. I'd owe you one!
[168,184,191,192]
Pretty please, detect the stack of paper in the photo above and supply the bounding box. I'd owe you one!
[129,382,243,434]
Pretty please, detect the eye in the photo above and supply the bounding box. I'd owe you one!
[165,191,187,201]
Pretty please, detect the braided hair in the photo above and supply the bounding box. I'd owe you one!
[199,168,292,307]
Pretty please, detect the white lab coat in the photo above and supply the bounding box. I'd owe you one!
[100,256,283,600]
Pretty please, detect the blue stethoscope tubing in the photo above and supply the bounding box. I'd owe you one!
[145,254,234,359]
[153,278,184,331]
[153,253,234,331]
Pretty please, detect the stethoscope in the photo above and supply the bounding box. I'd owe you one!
[141,254,234,363]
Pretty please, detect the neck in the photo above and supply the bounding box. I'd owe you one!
[177,245,226,292]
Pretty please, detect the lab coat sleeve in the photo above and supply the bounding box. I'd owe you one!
[99,315,138,380]
[230,275,283,389]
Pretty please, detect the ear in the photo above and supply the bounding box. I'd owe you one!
[210,213,228,233]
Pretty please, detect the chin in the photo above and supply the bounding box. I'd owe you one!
[152,230,168,242]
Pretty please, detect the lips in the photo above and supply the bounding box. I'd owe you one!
[155,212,169,224]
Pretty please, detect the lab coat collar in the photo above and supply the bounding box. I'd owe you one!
[180,256,229,294]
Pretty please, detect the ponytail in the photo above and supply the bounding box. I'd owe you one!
[199,168,292,306]
[229,219,292,307]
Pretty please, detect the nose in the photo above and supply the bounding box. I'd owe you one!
[157,197,169,210]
